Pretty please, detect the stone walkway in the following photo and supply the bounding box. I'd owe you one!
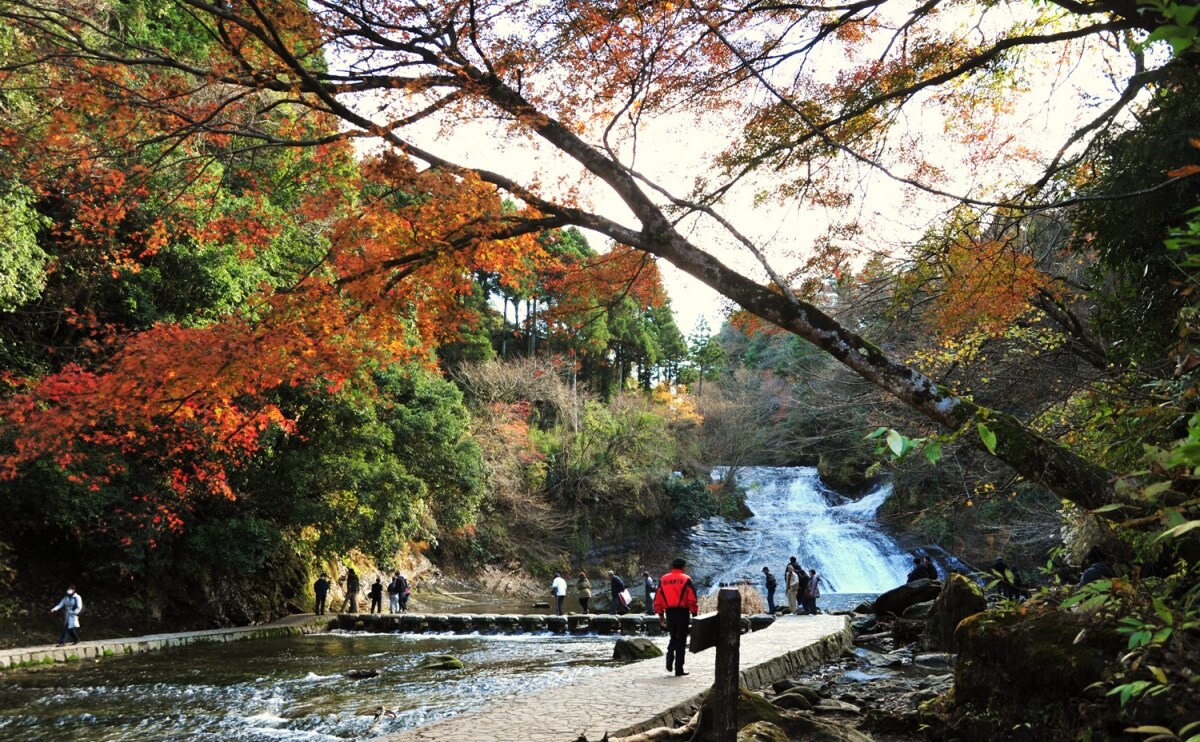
[377,613,851,742]
[0,613,330,670]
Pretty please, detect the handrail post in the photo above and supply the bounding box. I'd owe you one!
[712,587,741,741]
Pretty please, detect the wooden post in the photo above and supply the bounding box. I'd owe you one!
[712,587,741,742]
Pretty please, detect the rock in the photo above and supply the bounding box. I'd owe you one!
[612,637,662,661]
[872,579,942,616]
[772,690,814,711]
[913,652,953,668]
[416,654,464,670]
[863,652,906,669]
[700,688,784,738]
[850,615,877,634]
[784,713,876,741]
[627,597,646,613]
[770,680,822,703]
[852,601,874,615]
[737,720,789,742]
[954,608,1122,709]
[901,600,935,620]
[532,601,550,609]
[344,669,379,679]
[814,698,861,714]
[924,572,987,652]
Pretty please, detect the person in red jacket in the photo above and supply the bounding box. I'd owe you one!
[653,557,699,676]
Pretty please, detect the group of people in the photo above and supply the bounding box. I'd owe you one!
[312,568,411,615]
[764,557,822,615]
[550,569,659,616]
[905,555,940,582]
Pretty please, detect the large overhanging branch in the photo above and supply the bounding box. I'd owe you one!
[0,0,1122,512]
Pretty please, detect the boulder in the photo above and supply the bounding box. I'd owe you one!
[954,608,1122,709]
[901,600,935,620]
[699,688,784,738]
[850,615,877,634]
[770,681,821,704]
[772,690,813,711]
[737,720,789,742]
[872,579,941,616]
[416,654,464,670]
[783,714,875,741]
[612,637,663,661]
[924,573,987,652]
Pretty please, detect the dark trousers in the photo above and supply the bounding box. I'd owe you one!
[315,594,327,615]
[579,597,589,613]
[370,596,382,613]
[59,626,80,645]
[766,588,776,614]
[555,595,564,615]
[664,608,691,674]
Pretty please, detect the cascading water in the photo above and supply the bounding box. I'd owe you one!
[685,466,913,598]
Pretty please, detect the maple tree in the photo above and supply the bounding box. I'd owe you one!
[0,0,1196,521]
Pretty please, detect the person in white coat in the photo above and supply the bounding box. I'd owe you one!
[550,572,568,615]
[51,585,83,645]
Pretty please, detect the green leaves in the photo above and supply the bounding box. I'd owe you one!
[977,422,997,454]
[1141,0,1200,56]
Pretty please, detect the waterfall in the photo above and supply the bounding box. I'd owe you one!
[685,466,913,595]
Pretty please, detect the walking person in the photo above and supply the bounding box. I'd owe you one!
[313,573,331,615]
[794,564,810,610]
[784,563,799,614]
[803,568,821,614]
[368,576,384,614]
[397,573,411,611]
[762,566,777,614]
[342,567,360,613]
[576,571,592,613]
[608,570,628,615]
[50,585,83,646]
[387,571,403,613]
[654,558,699,676]
[643,571,656,615]
[551,571,568,615]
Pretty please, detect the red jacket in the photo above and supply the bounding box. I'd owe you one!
[653,568,698,615]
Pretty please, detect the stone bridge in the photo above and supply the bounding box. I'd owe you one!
[333,611,777,636]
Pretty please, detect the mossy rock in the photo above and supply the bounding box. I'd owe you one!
[924,573,986,652]
[737,720,789,742]
[416,654,464,671]
[954,607,1122,709]
[612,637,662,661]
[699,688,784,738]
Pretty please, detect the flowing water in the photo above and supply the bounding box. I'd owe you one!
[685,466,914,610]
[0,632,650,741]
[0,466,915,740]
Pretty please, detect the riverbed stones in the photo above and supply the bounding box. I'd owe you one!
[493,615,518,631]
[612,637,662,661]
[470,615,496,632]
[447,615,472,633]
[544,616,568,634]
[567,615,591,634]
[400,614,424,632]
[901,601,935,620]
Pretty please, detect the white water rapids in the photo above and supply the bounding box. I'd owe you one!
[685,466,913,596]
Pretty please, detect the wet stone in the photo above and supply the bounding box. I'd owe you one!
[425,615,450,632]
[470,615,497,632]
[400,614,425,632]
[544,616,568,634]
[618,616,644,635]
[591,616,620,635]
[518,615,547,632]
[446,615,473,633]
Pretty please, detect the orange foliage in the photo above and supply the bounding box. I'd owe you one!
[929,239,1049,337]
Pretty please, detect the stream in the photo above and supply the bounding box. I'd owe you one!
[0,466,918,740]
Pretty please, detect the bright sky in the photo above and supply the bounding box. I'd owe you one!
[348,4,1151,339]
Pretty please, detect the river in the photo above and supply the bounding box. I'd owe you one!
[0,466,915,740]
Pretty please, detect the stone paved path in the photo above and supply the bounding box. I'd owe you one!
[377,613,851,742]
[0,613,330,670]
